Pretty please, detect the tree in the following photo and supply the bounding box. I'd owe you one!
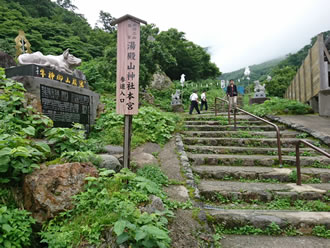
[56,0,77,11]
[96,11,116,33]
[265,66,296,97]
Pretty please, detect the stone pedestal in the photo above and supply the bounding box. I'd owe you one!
[5,65,100,131]
[172,104,184,112]
[249,97,270,105]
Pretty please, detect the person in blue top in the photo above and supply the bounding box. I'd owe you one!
[226,79,238,112]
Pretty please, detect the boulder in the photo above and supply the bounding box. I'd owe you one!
[99,154,123,172]
[23,162,98,223]
[0,51,16,68]
[140,195,165,214]
[132,142,161,155]
[131,152,158,168]
[140,91,155,104]
[150,71,172,90]
[104,145,123,155]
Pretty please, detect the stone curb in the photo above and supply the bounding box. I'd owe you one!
[175,133,200,199]
[267,115,330,146]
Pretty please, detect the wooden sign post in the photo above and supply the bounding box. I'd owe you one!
[112,15,147,168]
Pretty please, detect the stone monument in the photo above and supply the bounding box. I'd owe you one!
[171,89,184,112]
[249,80,269,105]
[5,49,100,131]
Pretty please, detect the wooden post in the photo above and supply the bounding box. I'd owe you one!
[112,15,147,168]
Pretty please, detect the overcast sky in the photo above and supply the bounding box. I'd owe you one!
[72,0,330,73]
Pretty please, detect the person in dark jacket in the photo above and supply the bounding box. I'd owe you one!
[226,79,238,111]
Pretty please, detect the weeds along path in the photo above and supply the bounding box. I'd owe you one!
[181,107,330,246]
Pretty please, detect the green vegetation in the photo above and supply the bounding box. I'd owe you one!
[40,168,175,247]
[204,194,330,212]
[0,206,36,247]
[243,97,313,117]
[214,222,302,237]
[90,100,181,148]
[312,225,330,238]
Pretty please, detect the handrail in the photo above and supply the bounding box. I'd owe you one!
[214,97,282,165]
[295,140,330,185]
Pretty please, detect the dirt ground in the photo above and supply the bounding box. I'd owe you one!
[158,138,213,248]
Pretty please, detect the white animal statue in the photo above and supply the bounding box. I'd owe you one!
[254,81,266,98]
[171,89,182,105]
[180,74,185,87]
[18,49,81,75]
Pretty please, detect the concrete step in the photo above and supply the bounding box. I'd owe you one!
[185,145,320,156]
[207,209,330,235]
[185,125,287,131]
[199,180,330,202]
[183,130,299,138]
[185,120,266,126]
[192,165,330,183]
[184,115,258,121]
[188,153,330,167]
[219,235,330,248]
[183,137,307,148]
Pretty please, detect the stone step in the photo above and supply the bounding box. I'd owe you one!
[185,115,258,121]
[188,153,330,167]
[185,120,266,126]
[183,137,308,148]
[192,166,330,183]
[186,145,321,156]
[199,180,330,202]
[219,235,330,248]
[183,130,299,138]
[185,125,287,131]
[207,209,330,235]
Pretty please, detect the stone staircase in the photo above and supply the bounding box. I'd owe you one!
[181,110,330,238]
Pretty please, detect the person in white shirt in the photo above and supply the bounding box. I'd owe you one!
[189,90,200,114]
[200,91,208,111]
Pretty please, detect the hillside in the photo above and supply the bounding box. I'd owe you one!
[0,0,220,92]
[219,56,285,84]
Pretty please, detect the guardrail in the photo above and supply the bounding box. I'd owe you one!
[214,97,282,165]
[295,140,330,185]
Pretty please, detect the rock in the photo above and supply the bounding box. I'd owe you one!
[0,51,16,68]
[99,154,122,172]
[132,142,161,156]
[172,104,184,112]
[104,145,123,155]
[250,215,285,229]
[140,195,165,214]
[131,152,158,168]
[23,162,98,223]
[24,92,42,113]
[140,91,155,104]
[97,103,106,118]
[150,71,172,90]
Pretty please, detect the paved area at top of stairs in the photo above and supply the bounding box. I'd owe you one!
[276,115,330,137]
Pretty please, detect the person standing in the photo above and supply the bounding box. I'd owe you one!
[189,90,200,114]
[200,90,208,111]
[226,79,238,112]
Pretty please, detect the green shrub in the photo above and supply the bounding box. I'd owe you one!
[40,169,172,247]
[0,206,36,247]
[90,105,180,148]
[61,151,102,166]
[0,134,50,183]
[243,97,313,117]
[45,123,88,155]
[137,166,169,187]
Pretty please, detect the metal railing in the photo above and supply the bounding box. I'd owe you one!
[295,140,330,185]
[214,97,282,165]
